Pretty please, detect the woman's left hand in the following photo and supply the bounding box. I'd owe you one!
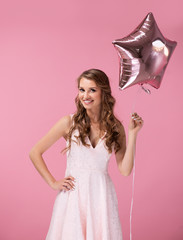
[128,112,144,136]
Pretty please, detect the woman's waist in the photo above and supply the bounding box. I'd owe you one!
[65,165,108,174]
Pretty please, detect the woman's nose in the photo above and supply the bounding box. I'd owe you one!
[84,91,90,99]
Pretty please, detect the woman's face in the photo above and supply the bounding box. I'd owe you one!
[78,77,102,110]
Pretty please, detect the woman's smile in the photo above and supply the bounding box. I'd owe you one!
[83,100,94,105]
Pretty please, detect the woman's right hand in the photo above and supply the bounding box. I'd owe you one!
[51,176,76,191]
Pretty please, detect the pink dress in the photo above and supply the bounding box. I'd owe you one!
[45,114,123,240]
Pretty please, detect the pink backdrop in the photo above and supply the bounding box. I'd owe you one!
[0,0,182,239]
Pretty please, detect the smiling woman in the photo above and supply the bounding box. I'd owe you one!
[29,68,144,240]
[63,69,128,155]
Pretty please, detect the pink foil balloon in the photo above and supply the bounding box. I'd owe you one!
[112,12,177,93]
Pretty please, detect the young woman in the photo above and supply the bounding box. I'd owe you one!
[29,69,144,240]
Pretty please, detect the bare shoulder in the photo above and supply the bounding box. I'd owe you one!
[115,119,125,138]
[55,114,73,137]
[29,114,73,155]
[58,114,73,134]
[118,122,126,138]
[114,122,126,168]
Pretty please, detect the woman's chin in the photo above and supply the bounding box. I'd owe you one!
[82,102,94,108]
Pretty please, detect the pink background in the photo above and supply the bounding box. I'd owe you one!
[0,0,182,239]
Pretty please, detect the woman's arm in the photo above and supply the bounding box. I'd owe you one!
[115,113,144,176]
[29,114,72,188]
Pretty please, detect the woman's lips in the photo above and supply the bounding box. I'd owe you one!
[83,100,93,105]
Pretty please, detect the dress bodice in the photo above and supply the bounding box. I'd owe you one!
[65,114,113,173]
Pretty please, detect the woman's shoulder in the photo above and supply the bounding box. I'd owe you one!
[115,119,125,137]
[55,113,74,132]
[56,113,74,140]
[61,113,74,127]
[118,123,126,141]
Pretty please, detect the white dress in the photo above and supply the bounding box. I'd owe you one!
[45,114,123,240]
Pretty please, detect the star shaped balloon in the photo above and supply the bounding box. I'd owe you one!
[112,12,177,93]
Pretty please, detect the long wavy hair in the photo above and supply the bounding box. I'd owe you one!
[61,69,123,154]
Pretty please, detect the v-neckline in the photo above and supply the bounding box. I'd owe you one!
[87,132,106,149]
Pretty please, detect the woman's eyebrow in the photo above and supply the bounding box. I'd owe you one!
[79,86,98,89]
[89,87,97,89]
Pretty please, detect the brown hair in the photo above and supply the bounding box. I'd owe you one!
[61,68,123,154]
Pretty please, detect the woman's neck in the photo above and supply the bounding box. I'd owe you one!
[86,109,101,124]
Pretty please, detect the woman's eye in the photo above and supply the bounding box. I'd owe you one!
[90,89,96,92]
[79,89,84,92]
[79,88,96,93]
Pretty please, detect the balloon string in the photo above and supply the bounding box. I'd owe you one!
[129,85,142,240]
[131,85,142,114]
[130,145,136,240]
